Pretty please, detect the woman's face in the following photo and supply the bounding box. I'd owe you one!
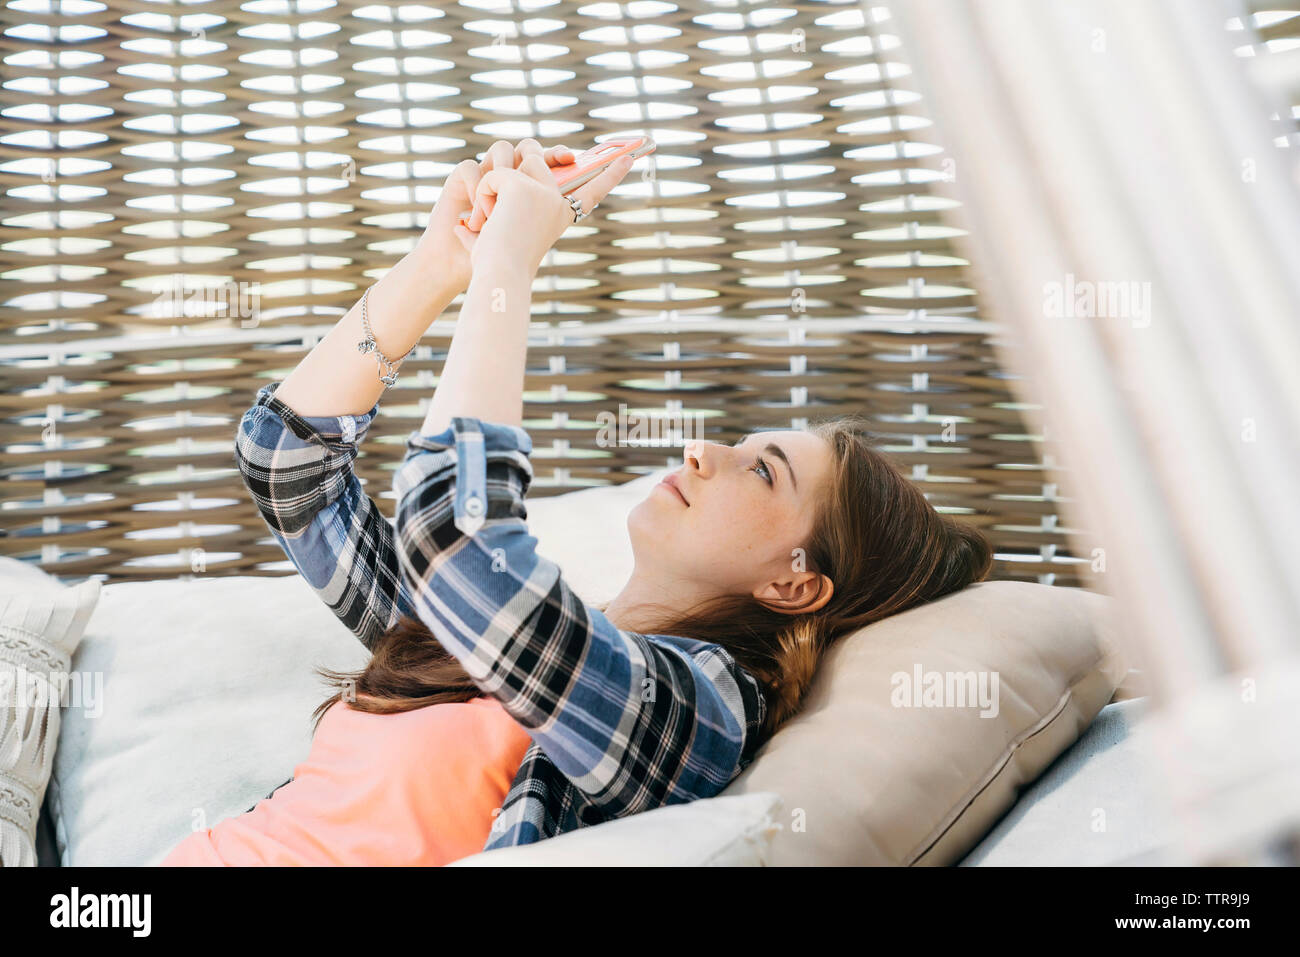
[627,429,835,599]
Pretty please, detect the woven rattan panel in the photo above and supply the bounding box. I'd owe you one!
[2,1,1290,586]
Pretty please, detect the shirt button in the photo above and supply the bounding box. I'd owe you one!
[463,494,484,517]
[339,416,356,443]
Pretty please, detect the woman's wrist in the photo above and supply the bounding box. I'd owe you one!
[469,243,542,284]
[378,245,464,334]
[272,246,461,418]
[414,231,472,295]
[465,255,537,305]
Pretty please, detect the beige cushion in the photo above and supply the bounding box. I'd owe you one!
[720,578,1127,865]
[0,558,101,866]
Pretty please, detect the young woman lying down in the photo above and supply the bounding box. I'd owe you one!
[163,138,992,866]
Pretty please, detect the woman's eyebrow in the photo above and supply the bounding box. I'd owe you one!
[765,442,797,491]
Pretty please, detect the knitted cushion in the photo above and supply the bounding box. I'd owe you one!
[0,558,100,866]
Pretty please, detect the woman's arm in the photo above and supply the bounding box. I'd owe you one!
[234,381,414,649]
[231,233,463,649]
[393,145,767,818]
[419,259,533,434]
[271,146,486,419]
[419,141,628,436]
[272,139,574,421]
[270,238,462,419]
[232,237,460,648]
[234,141,576,645]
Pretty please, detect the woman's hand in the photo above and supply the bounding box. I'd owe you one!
[418,139,576,292]
[452,139,637,276]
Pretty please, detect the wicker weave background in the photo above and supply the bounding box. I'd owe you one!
[0,1,1293,586]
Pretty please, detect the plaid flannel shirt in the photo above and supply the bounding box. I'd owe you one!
[233,381,767,851]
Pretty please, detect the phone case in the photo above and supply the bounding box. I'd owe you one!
[551,135,656,195]
[458,135,656,229]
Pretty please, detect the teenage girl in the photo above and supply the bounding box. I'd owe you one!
[163,139,991,865]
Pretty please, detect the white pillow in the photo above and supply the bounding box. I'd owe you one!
[523,472,652,605]
[450,792,784,866]
[0,557,101,866]
[49,573,369,866]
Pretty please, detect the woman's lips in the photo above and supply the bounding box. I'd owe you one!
[657,474,690,507]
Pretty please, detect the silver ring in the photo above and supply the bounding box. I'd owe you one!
[567,195,596,223]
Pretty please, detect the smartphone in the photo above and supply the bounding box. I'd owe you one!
[458,135,656,229]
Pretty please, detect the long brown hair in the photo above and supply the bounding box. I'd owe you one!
[313,415,993,743]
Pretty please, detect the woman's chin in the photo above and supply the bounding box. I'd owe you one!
[626,495,667,538]
[627,495,652,524]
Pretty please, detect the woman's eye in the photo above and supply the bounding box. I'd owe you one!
[750,456,773,486]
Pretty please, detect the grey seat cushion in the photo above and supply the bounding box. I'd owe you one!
[959,697,1175,866]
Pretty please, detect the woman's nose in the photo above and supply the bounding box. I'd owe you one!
[683,440,714,477]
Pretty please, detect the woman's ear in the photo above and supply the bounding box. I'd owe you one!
[754,573,834,616]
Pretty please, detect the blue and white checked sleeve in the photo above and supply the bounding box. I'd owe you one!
[233,381,416,650]
[393,417,767,817]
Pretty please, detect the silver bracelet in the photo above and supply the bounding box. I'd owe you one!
[357,285,413,387]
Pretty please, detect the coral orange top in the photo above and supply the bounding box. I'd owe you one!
[161,696,532,866]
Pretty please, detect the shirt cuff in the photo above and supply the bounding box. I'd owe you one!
[253,381,379,448]
[401,417,533,537]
